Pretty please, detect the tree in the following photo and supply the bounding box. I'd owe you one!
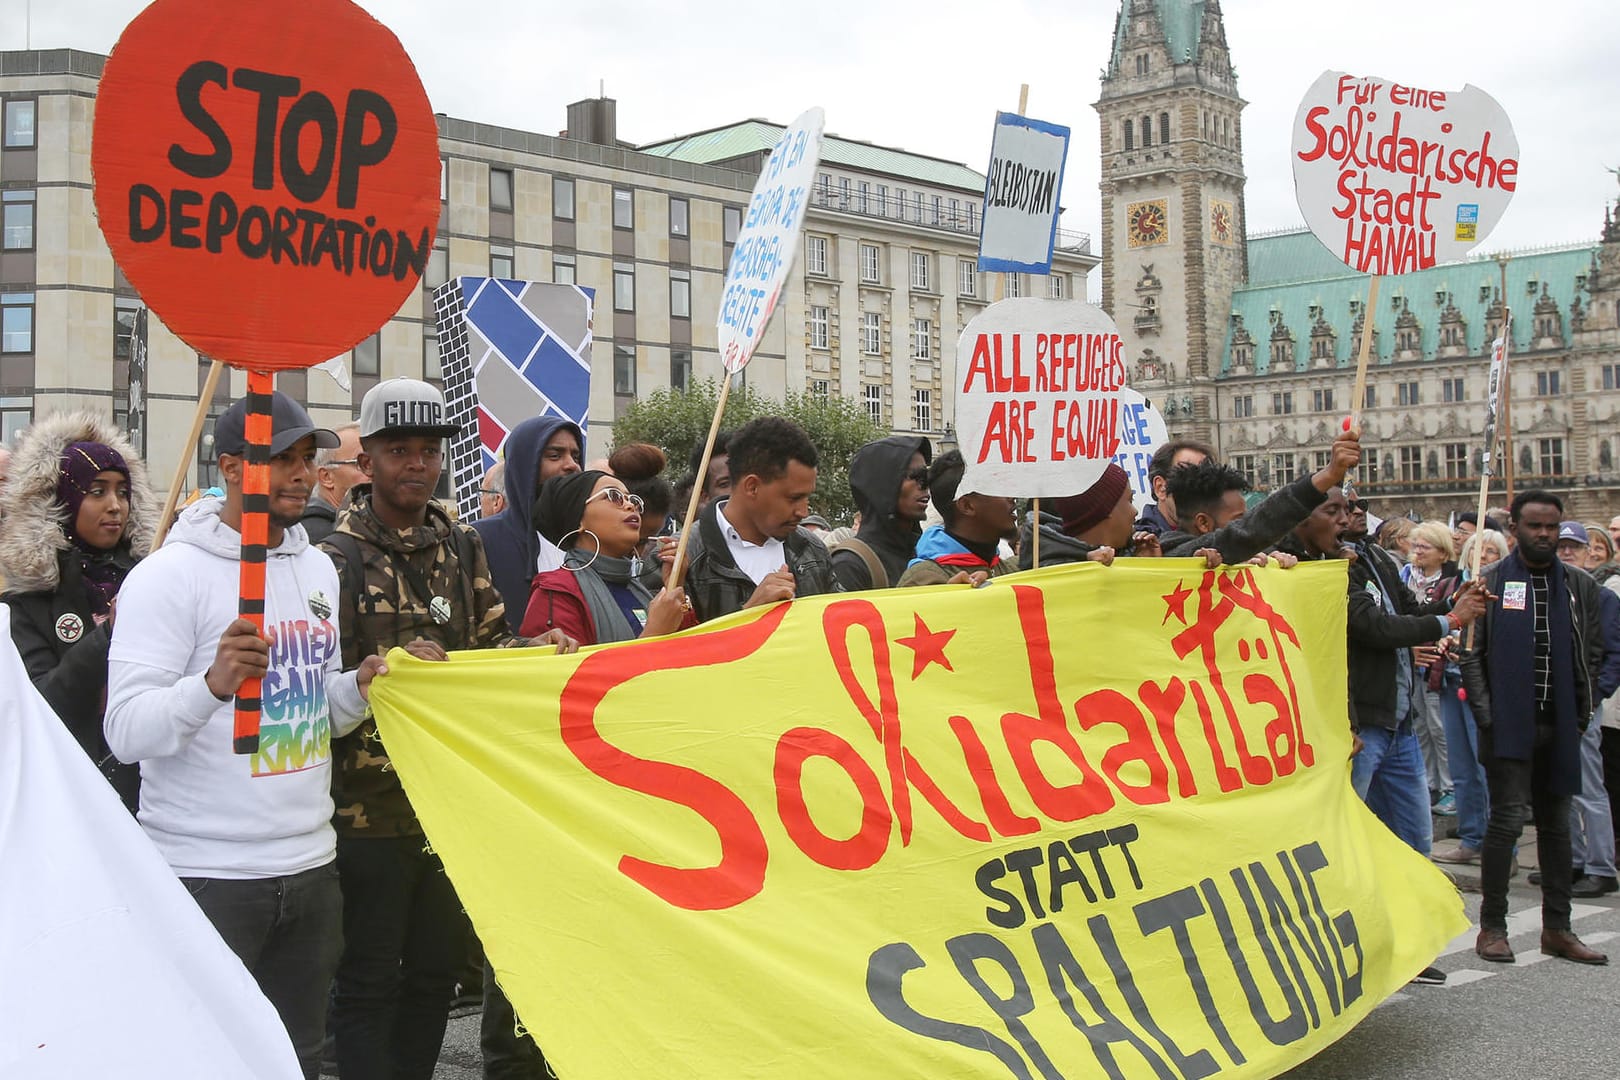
[611,379,886,524]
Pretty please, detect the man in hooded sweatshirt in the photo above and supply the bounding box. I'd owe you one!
[104,391,390,1079]
[830,435,932,591]
[472,414,584,633]
[320,379,576,1080]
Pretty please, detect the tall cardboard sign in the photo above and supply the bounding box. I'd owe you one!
[1111,387,1169,513]
[1291,72,1519,275]
[977,112,1071,274]
[91,0,440,752]
[953,299,1127,499]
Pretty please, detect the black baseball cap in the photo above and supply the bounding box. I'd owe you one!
[214,391,341,458]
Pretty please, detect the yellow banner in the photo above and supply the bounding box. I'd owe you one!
[372,561,1466,1080]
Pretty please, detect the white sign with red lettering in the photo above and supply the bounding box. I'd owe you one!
[954,299,1127,498]
[1292,71,1519,275]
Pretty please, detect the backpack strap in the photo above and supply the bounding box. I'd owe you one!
[828,537,888,590]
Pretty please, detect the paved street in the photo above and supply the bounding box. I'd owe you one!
[427,852,1620,1079]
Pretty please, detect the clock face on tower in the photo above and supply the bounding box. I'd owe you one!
[1210,199,1235,245]
[1126,200,1168,247]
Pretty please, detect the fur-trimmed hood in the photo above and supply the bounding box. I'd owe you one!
[0,412,157,594]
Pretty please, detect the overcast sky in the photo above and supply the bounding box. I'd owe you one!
[11,0,1620,282]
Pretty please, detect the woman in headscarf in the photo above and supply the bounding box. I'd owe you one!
[0,414,155,810]
[520,469,694,645]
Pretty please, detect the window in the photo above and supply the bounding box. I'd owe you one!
[1441,377,1464,403]
[857,181,870,214]
[1537,370,1561,396]
[613,345,636,396]
[669,270,691,319]
[862,311,882,356]
[613,262,635,312]
[1270,454,1294,484]
[893,188,906,219]
[196,402,226,491]
[910,251,931,291]
[959,259,977,297]
[489,168,514,213]
[839,177,851,209]
[1397,381,1420,406]
[912,318,932,360]
[808,305,829,349]
[1399,446,1422,482]
[553,254,576,285]
[3,100,35,149]
[423,333,442,380]
[2,190,34,251]
[1049,276,1064,299]
[1602,364,1620,391]
[723,206,742,244]
[1364,386,1377,409]
[1538,438,1565,476]
[489,246,514,279]
[932,195,943,225]
[862,384,883,426]
[1233,395,1253,419]
[1271,391,1293,415]
[613,188,634,229]
[670,349,692,393]
[913,389,933,432]
[1312,388,1334,412]
[1,396,32,445]
[1444,443,1468,480]
[352,333,380,376]
[553,177,575,220]
[878,186,889,216]
[1230,454,1257,482]
[860,244,881,284]
[1141,115,1152,148]
[810,379,830,399]
[440,158,448,201]
[1160,112,1170,145]
[1007,274,1024,298]
[1,293,35,353]
[669,197,689,237]
[1314,450,1330,472]
[1124,119,1134,151]
[806,235,828,276]
[424,244,448,291]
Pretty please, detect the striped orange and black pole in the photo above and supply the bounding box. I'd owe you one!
[233,368,274,755]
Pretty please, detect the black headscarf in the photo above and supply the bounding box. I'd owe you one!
[534,470,609,548]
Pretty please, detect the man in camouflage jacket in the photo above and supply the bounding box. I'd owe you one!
[321,379,573,1080]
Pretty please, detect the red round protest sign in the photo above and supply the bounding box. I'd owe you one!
[91,0,440,369]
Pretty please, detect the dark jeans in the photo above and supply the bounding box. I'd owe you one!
[481,962,556,1079]
[334,834,470,1080]
[1481,723,1574,932]
[182,863,343,1080]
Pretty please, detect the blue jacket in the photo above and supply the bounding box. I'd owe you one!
[471,415,584,633]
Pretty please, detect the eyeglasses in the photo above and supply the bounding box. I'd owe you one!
[585,487,645,513]
[479,488,502,497]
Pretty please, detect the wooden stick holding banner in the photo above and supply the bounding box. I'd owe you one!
[1499,257,1515,505]
[668,107,826,591]
[1345,274,1381,437]
[153,356,223,548]
[1031,497,1040,568]
[1465,311,1511,651]
[91,0,443,752]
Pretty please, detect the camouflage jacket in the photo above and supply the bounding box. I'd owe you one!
[322,488,515,837]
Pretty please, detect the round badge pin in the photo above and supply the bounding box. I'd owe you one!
[429,596,452,625]
[55,613,86,643]
[309,590,333,620]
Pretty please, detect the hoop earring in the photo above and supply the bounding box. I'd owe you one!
[558,529,600,572]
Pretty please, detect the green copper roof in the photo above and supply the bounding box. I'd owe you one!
[640,121,986,193]
[1223,231,1600,375]
[1111,0,1207,70]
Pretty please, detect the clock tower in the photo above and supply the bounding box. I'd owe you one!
[1096,0,1247,443]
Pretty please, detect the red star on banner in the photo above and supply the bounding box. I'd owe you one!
[1162,581,1194,626]
[896,614,956,680]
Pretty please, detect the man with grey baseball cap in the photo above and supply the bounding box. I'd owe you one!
[357,376,460,441]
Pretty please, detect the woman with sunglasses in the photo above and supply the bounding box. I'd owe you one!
[521,470,694,645]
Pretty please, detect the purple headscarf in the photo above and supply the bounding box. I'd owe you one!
[56,441,131,616]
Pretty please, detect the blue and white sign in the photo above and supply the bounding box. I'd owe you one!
[978,112,1071,275]
[1111,387,1170,513]
[718,106,825,373]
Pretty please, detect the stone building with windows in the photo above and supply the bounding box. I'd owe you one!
[0,48,1094,494]
[1097,0,1619,520]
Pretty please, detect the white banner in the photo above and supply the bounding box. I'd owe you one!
[954,298,1127,499]
[978,112,1071,274]
[1292,71,1519,274]
[0,607,301,1080]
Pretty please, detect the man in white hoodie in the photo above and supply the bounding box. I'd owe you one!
[105,391,394,1080]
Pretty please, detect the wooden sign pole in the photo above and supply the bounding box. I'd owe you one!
[1346,275,1382,438]
[668,375,734,590]
[1498,258,1515,505]
[153,357,224,548]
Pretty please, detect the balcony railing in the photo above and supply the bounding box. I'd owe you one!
[810,186,1091,256]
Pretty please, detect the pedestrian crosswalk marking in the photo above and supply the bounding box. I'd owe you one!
[1443,969,1495,986]
[1438,902,1606,958]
